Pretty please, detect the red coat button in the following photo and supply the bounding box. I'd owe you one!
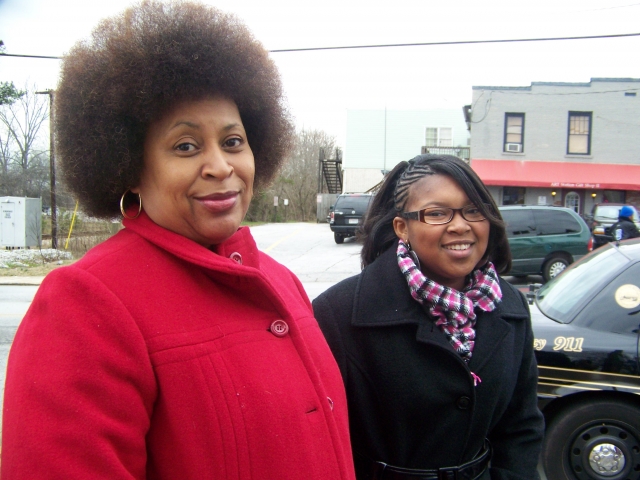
[270,320,289,337]
[229,252,242,264]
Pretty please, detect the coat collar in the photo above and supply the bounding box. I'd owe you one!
[122,211,261,271]
[351,243,529,372]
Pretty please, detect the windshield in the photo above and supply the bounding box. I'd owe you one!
[335,195,372,211]
[535,245,629,323]
[595,205,638,222]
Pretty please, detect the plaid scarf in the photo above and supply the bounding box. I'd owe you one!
[396,240,502,364]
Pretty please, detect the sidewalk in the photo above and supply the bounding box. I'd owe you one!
[0,277,44,286]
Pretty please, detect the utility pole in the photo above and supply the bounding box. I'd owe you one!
[36,90,57,249]
[317,148,325,194]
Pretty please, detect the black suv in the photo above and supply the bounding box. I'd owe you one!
[499,205,593,281]
[329,193,374,244]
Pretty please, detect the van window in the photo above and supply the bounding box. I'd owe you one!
[334,195,372,212]
[501,209,536,237]
[533,210,581,235]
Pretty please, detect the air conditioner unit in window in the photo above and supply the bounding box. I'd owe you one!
[505,143,522,153]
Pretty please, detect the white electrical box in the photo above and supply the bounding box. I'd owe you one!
[0,197,42,248]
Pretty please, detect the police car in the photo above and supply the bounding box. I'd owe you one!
[528,238,640,480]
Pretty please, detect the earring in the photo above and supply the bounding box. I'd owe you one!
[120,189,142,219]
[406,240,421,270]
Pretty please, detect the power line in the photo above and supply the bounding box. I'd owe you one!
[269,32,640,53]
[1,32,640,60]
[1,53,60,59]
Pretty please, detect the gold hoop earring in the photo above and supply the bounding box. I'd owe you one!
[120,189,142,219]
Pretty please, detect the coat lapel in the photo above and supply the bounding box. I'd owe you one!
[351,247,420,327]
[468,280,529,374]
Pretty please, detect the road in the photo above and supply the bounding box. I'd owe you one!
[250,222,363,299]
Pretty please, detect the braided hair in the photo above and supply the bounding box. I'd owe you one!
[393,161,437,213]
[359,154,511,273]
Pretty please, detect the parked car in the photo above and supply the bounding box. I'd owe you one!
[499,205,594,282]
[586,203,640,248]
[329,193,374,244]
[527,238,640,480]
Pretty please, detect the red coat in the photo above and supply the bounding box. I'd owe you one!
[2,213,356,480]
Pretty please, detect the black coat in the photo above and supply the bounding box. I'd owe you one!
[313,245,544,480]
[611,218,640,240]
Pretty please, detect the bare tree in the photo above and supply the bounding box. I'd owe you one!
[0,87,49,197]
[279,129,336,221]
[246,128,336,222]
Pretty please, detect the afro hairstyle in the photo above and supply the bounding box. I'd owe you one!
[55,0,294,218]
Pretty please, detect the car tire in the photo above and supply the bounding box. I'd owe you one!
[543,256,569,282]
[334,233,344,244]
[542,398,640,480]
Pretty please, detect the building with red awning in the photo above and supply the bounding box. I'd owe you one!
[467,78,640,215]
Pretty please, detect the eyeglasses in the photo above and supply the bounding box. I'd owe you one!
[401,204,489,225]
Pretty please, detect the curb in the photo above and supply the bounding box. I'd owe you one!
[0,277,44,286]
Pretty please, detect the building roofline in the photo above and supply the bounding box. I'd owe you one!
[472,77,640,91]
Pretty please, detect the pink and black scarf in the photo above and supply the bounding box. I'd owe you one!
[396,240,502,364]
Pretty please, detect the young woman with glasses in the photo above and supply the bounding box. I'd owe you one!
[313,154,544,479]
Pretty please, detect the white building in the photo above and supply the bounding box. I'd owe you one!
[343,108,470,193]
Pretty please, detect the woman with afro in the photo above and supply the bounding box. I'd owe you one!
[2,2,356,479]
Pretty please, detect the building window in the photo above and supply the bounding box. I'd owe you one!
[504,113,524,152]
[603,190,625,203]
[567,112,592,155]
[565,191,580,213]
[503,187,525,205]
[425,127,453,147]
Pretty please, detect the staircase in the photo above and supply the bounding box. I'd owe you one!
[321,160,343,194]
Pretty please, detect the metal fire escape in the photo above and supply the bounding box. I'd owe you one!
[317,148,343,194]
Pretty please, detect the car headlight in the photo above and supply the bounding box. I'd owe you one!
[593,226,605,235]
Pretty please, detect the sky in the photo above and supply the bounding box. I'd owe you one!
[1,0,640,147]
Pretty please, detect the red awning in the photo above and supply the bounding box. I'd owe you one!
[470,159,640,191]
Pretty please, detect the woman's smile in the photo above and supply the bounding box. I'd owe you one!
[442,242,473,251]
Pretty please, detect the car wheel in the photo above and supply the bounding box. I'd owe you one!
[543,256,569,282]
[334,233,344,244]
[541,398,640,480]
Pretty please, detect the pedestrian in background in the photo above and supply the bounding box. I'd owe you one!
[2,2,355,479]
[611,205,640,241]
[313,154,544,479]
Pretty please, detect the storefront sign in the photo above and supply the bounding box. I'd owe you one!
[550,182,601,188]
